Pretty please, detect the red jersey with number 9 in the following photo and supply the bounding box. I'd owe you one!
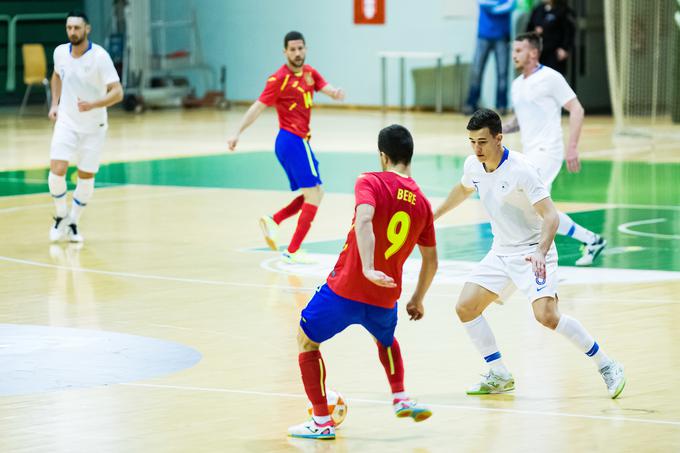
[326,171,436,308]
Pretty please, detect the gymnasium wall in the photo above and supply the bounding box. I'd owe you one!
[85,0,506,109]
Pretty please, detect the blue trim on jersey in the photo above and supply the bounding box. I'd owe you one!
[498,147,509,168]
[484,351,502,363]
[586,342,600,357]
[274,129,322,191]
[69,40,93,55]
[300,283,398,347]
[567,224,576,237]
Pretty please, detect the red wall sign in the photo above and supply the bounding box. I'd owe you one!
[354,0,385,24]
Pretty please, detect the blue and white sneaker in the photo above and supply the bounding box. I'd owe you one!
[575,236,607,266]
[394,399,432,422]
[288,419,335,439]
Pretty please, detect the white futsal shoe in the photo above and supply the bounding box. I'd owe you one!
[288,419,335,440]
[67,223,84,243]
[259,215,279,251]
[49,216,67,242]
[600,361,626,399]
[575,236,607,266]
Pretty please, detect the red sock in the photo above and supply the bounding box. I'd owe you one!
[287,203,318,253]
[272,195,304,225]
[377,338,405,394]
[299,350,329,417]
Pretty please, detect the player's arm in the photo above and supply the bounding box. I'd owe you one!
[227,100,268,151]
[433,183,475,221]
[49,71,61,121]
[526,196,559,279]
[406,245,438,321]
[320,84,345,101]
[78,82,123,111]
[502,115,519,134]
[563,97,584,173]
[355,203,396,288]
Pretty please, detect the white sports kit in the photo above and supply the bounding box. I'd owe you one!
[511,65,576,188]
[50,43,119,172]
[461,149,558,302]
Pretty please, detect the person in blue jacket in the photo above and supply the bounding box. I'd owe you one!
[464,0,516,115]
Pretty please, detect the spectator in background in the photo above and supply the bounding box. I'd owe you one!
[527,0,576,76]
[464,0,517,115]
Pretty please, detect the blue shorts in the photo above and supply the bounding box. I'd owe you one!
[300,284,398,347]
[275,129,322,191]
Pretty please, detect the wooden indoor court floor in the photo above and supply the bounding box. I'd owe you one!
[1,107,679,452]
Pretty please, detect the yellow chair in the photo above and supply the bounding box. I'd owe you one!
[19,43,50,116]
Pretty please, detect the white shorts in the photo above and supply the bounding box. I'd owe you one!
[524,148,563,189]
[50,122,107,173]
[467,247,559,303]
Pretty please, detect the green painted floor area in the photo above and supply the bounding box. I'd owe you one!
[2,151,680,206]
[2,152,679,272]
[287,207,680,271]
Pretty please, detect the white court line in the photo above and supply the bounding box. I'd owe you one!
[1,255,678,303]
[122,382,680,427]
[0,187,205,214]
[618,218,680,240]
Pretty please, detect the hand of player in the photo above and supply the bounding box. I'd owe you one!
[48,106,58,122]
[77,98,94,112]
[565,148,581,173]
[362,269,396,288]
[525,250,547,281]
[333,88,345,101]
[406,298,424,321]
[227,136,239,152]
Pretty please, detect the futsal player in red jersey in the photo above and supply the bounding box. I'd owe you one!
[227,31,345,264]
[288,125,439,440]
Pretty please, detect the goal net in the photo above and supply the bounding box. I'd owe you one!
[604,0,680,138]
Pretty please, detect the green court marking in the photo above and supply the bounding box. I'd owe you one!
[282,208,680,272]
[2,152,680,207]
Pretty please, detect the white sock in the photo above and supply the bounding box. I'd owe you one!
[392,391,408,402]
[557,211,597,244]
[462,315,509,375]
[48,172,68,218]
[312,414,332,425]
[555,315,610,369]
[69,177,95,224]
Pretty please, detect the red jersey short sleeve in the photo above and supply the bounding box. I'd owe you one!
[326,172,437,309]
[311,68,328,92]
[258,73,283,106]
[354,174,377,207]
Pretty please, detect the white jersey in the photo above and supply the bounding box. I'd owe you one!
[53,42,120,134]
[461,149,551,255]
[511,65,576,156]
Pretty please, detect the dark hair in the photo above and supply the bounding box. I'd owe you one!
[378,124,414,165]
[466,109,503,136]
[284,31,305,48]
[66,10,89,24]
[515,31,542,52]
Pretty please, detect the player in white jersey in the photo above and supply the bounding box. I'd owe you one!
[434,109,625,399]
[503,32,605,266]
[47,11,123,243]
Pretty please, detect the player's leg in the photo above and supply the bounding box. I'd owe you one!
[529,150,607,266]
[281,137,323,263]
[458,252,515,394]
[509,248,625,398]
[48,124,78,241]
[532,296,625,398]
[363,305,432,422]
[289,284,359,439]
[66,130,104,243]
